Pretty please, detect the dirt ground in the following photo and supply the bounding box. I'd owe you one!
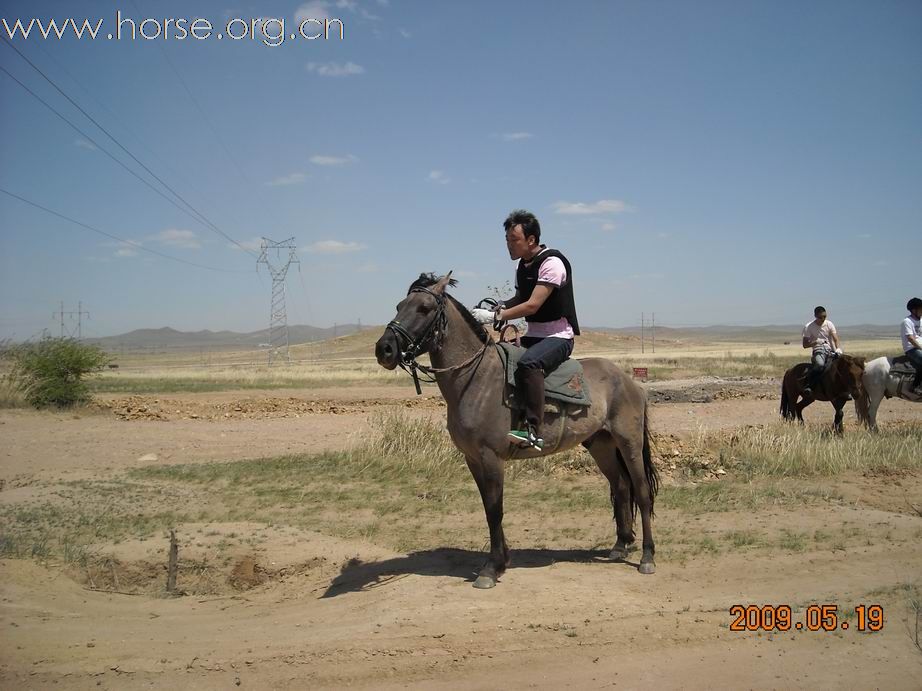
[2,379,921,689]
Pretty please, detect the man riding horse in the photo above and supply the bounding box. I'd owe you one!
[801,305,842,398]
[901,297,922,396]
[472,210,579,450]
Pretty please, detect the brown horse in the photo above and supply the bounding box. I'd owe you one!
[780,354,867,433]
[375,273,659,589]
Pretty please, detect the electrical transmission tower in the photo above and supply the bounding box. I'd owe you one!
[257,237,300,365]
[53,301,90,339]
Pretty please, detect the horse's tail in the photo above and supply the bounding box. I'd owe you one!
[642,400,660,516]
[854,388,871,427]
[614,400,659,521]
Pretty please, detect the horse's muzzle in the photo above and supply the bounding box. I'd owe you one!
[375,331,399,370]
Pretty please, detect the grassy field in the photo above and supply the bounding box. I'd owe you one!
[3,411,920,582]
[75,336,899,395]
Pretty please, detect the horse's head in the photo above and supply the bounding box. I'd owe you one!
[375,272,455,370]
[836,354,867,399]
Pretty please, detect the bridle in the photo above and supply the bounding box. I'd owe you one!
[386,286,493,394]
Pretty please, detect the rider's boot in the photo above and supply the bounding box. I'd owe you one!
[508,368,545,449]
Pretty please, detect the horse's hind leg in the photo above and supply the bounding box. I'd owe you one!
[465,451,508,589]
[611,413,657,575]
[585,434,634,560]
[832,397,847,435]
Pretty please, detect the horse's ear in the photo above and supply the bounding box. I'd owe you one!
[433,271,456,294]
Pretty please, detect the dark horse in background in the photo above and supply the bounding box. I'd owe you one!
[780,353,867,434]
[375,273,659,588]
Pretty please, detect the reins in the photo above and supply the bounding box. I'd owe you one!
[386,286,493,395]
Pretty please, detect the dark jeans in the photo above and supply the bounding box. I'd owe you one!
[518,336,575,373]
[907,348,922,387]
[515,337,574,433]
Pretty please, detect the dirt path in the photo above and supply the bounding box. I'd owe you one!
[2,511,920,689]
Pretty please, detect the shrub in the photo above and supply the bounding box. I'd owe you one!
[4,337,110,408]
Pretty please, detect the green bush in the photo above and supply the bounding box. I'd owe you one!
[4,337,110,408]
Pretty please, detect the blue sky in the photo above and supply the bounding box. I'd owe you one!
[1,0,920,340]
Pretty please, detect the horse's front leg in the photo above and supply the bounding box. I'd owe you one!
[465,450,508,589]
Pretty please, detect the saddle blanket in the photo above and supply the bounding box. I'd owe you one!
[496,342,591,407]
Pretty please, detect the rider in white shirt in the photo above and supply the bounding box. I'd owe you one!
[901,297,922,394]
[801,305,841,397]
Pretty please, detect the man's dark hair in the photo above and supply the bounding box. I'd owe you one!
[908,297,922,311]
[504,209,541,244]
[814,306,826,316]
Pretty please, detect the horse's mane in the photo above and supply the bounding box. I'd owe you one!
[409,273,490,344]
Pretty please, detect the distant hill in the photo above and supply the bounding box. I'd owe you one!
[85,324,366,351]
[82,322,896,352]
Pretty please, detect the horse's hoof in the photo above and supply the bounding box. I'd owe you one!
[609,546,629,561]
[473,575,497,589]
[638,561,656,575]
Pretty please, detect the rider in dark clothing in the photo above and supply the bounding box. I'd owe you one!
[495,210,579,449]
[901,297,922,394]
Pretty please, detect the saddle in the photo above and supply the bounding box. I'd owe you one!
[496,342,592,407]
[890,355,917,376]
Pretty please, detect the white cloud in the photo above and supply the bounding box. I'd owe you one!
[74,138,96,151]
[552,199,630,215]
[306,61,365,77]
[304,240,367,254]
[356,262,379,273]
[309,154,357,166]
[398,27,411,38]
[336,0,358,10]
[150,229,201,249]
[428,170,450,184]
[115,243,138,257]
[501,132,533,141]
[601,222,616,232]
[265,172,307,186]
[295,2,332,22]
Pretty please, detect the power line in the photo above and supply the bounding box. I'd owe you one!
[0,187,252,274]
[133,0,261,200]
[29,38,225,218]
[0,36,258,257]
[0,64,236,243]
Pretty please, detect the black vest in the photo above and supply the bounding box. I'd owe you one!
[515,247,580,336]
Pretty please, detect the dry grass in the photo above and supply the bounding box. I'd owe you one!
[0,376,28,408]
[90,360,407,393]
[83,335,897,394]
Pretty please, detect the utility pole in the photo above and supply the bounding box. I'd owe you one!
[640,313,645,354]
[652,313,655,353]
[257,237,299,366]
[52,301,90,339]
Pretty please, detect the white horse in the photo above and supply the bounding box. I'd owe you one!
[860,356,922,430]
